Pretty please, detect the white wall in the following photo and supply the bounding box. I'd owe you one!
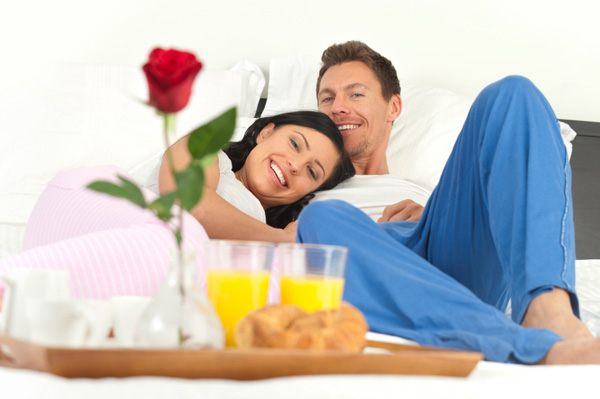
[3,0,599,121]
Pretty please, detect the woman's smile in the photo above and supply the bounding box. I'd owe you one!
[269,160,288,188]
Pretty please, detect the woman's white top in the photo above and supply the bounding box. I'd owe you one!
[141,150,266,223]
[215,151,266,223]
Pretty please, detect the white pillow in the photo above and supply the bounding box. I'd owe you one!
[262,53,320,116]
[263,53,576,188]
[387,82,473,187]
[387,83,575,187]
[0,61,265,225]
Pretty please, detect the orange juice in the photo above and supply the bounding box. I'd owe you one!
[206,270,270,347]
[280,275,345,313]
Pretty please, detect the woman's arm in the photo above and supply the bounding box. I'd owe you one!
[158,135,294,243]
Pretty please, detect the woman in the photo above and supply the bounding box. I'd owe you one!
[159,111,354,242]
[0,111,354,298]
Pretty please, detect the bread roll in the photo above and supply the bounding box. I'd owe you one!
[234,302,368,351]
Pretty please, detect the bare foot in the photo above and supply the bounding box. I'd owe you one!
[541,338,600,364]
[521,287,593,339]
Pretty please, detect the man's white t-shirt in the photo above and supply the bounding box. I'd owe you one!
[311,175,433,221]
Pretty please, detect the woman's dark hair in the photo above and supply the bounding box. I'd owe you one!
[224,111,355,228]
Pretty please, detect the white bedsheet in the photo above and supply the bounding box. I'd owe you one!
[573,259,600,335]
[1,354,599,399]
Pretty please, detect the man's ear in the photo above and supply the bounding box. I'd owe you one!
[387,94,402,122]
[256,123,275,143]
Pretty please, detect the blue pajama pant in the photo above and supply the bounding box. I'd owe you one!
[297,76,578,364]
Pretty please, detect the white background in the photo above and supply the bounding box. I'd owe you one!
[2,0,599,122]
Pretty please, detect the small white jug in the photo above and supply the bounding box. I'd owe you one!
[0,269,71,340]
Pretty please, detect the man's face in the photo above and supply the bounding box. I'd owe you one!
[317,61,400,159]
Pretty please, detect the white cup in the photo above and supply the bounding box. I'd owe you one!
[109,296,151,347]
[26,298,112,348]
[0,269,71,340]
[80,299,113,347]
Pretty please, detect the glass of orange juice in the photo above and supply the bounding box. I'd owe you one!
[277,243,348,313]
[205,240,274,347]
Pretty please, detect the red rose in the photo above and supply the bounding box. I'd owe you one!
[142,48,203,113]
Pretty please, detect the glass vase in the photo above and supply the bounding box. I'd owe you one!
[134,249,224,349]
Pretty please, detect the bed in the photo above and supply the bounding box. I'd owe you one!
[1,54,600,398]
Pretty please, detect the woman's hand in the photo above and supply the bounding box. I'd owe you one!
[378,199,424,222]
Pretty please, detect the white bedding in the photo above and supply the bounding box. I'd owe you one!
[2,336,600,399]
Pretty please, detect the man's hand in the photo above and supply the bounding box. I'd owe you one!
[283,220,298,242]
[378,199,424,222]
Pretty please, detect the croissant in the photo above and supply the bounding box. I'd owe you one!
[234,302,368,351]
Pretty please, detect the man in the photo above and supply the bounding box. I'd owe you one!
[299,41,600,364]
[311,42,426,222]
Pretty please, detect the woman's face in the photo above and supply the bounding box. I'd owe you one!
[236,123,339,209]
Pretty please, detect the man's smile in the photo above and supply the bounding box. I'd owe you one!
[338,124,360,131]
[336,123,361,136]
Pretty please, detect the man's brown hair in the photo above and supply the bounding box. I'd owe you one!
[316,41,401,100]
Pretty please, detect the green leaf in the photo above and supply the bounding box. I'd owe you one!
[87,177,147,209]
[175,164,205,211]
[195,153,217,169]
[187,107,236,160]
[148,192,177,221]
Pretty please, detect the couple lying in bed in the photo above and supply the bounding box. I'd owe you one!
[2,41,600,365]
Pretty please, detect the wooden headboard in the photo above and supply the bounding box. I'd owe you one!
[564,120,600,259]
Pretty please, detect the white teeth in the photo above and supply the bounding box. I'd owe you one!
[270,161,287,186]
[338,124,359,131]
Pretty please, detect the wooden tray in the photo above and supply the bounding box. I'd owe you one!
[0,334,482,380]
